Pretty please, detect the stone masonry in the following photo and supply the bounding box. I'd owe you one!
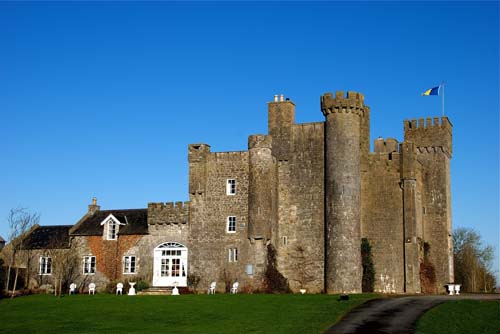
[11,91,453,294]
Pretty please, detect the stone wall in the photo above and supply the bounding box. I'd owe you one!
[362,151,404,293]
[188,149,252,292]
[275,121,325,293]
[133,219,190,284]
[68,234,143,292]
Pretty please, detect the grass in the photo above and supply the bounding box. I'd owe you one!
[416,299,500,334]
[0,293,375,334]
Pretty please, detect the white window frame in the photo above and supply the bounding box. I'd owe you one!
[227,216,237,233]
[226,179,236,195]
[107,219,117,240]
[83,256,96,275]
[39,256,52,275]
[228,248,238,262]
[123,255,136,274]
[99,214,124,241]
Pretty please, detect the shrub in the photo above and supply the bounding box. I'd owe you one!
[187,273,201,293]
[135,280,149,292]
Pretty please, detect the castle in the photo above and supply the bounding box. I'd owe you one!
[7,91,453,294]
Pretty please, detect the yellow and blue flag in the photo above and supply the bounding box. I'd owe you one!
[421,85,440,96]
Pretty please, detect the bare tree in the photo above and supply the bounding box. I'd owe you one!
[43,233,79,297]
[5,208,39,297]
[453,228,496,292]
[49,248,79,296]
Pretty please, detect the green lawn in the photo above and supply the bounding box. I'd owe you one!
[0,293,375,334]
[416,299,500,334]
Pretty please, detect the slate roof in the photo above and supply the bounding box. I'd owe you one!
[21,225,72,249]
[70,209,148,236]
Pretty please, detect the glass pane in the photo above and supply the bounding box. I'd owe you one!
[161,259,169,277]
[172,259,180,277]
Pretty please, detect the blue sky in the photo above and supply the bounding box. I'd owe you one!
[0,2,498,278]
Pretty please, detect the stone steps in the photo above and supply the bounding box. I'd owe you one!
[138,287,173,295]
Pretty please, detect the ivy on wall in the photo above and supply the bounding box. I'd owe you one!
[264,244,291,293]
[361,238,375,293]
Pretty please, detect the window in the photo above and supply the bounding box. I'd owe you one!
[226,179,236,195]
[83,256,96,274]
[282,236,288,246]
[107,219,117,240]
[123,256,136,274]
[228,248,238,262]
[227,216,236,233]
[100,214,123,240]
[246,264,254,275]
[39,256,52,275]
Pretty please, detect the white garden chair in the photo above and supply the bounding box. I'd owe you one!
[116,282,123,295]
[208,281,216,294]
[88,283,96,295]
[231,282,239,294]
[69,283,77,295]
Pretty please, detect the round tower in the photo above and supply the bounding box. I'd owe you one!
[321,91,367,293]
[248,134,275,241]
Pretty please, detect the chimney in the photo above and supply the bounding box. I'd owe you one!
[88,197,100,214]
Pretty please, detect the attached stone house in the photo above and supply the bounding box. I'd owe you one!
[18,225,72,290]
[7,91,454,294]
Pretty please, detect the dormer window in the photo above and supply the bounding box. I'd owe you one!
[100,214,124,241]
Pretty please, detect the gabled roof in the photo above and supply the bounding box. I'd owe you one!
[21,225,72,249]
[0,235,5,243]
[70,209,148,236]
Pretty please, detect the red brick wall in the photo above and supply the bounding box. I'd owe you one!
[87,235,141,280]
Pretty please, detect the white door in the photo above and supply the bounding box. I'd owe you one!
[153,242,188,287]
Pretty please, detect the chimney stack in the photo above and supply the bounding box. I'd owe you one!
[88,197,100,214]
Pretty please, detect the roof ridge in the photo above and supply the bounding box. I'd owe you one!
[37,225,73,228]
[101,208,147,212]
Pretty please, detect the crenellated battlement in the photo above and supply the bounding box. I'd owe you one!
[248,134,272,150]
[147,201,190,225]
[320,91,368,117]
[404,117,452,132]
[404,116,452,155]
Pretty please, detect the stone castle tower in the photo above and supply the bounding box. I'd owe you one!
[180,91,453,294]
[321,92,367,293]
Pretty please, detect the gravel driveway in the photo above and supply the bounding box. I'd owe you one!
[325,294,500,334]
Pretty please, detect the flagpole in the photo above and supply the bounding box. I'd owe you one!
[441,81,445,117]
